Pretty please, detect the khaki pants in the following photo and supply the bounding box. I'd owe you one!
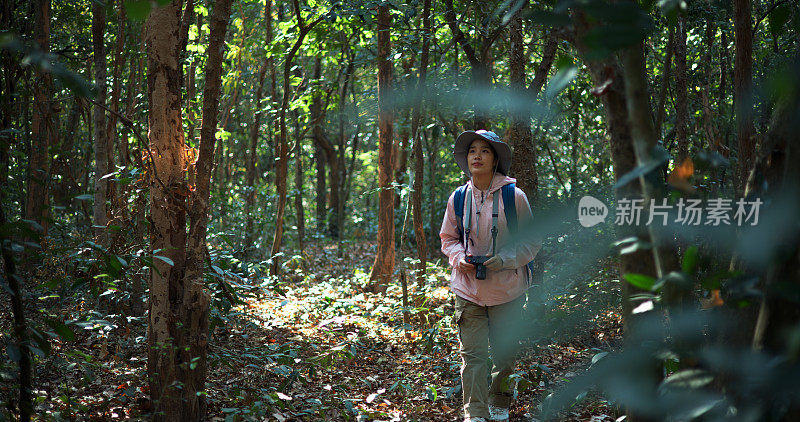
[453,294,524,419]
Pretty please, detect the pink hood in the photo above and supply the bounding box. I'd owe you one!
[440,173,540,306]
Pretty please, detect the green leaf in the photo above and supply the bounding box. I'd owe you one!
[623,273,657,291]
[153,255,175,267]
[661,369,714,390]
[682,246,698,275]
[614,145,671,189]
[544,66,577,100]
[46,319,76,342]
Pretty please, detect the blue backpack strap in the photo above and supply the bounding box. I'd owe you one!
[453,184,468,242]
[501,183,517,231]
[501,183,536,287]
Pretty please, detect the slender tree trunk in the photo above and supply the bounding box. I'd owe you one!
[293,116,305,251]
[654,25,674,138]
[106,0,126,220]
[310,59,340,237]
[92,0,108,237]
[244,62,267,255]
[183,0,230,415]
[368,4,395,292]
[394,115,409,209]
[410,0,432,279]
[572,13,660,346]
[508,25,556,202]
[675,15,689,162]
[315,142,326,231]
[27,0,54,234]
[2,207,33,421]
[733,0,754,193]
[425,131,439,255]
[336,55,355,253]
[701,17,719,152]
[269,0,321,275]
[186,13,202,147]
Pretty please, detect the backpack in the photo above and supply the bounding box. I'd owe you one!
[453,183,536,286]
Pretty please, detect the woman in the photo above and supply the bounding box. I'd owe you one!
[440,130,540,422]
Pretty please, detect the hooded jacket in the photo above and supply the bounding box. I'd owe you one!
[440,173,541,306]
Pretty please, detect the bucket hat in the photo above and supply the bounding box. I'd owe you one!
[453,130,512,177]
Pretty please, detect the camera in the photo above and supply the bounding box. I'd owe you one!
[466,255,490,280]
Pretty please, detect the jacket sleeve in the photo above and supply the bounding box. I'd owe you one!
[498,187,541,270]
[440,191,466,268]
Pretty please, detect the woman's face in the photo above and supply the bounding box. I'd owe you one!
[467,138,497,177]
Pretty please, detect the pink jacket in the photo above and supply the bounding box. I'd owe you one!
[440,174,540,306]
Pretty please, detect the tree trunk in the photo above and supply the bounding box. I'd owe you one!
[106,0,126,221]
[701,17,719,153]
[368,4,395,293]
[182,0,230,415]
[654,24,674,139]
[315,142,326,231]
[310,58,340,237]
[572,12,660,343]
[244,62,267,256]
[269,0,321,275]
[410,0,432,279]
[145,0,228,418]
[92,0,108,237]
[394,118,409,209]
[675,15,689,162]
[733,0,754,194]
[1,207,33,421]
[293,115,305,251]
[27,0,54,234]
[508,25,556,203]
[145,2,187,419]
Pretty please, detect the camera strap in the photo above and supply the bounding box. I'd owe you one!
[463,187,472,254]
[491,191,499,256]
[460,186,500,257]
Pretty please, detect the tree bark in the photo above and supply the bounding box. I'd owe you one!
[410,0,432,279]
[293,113,305,251]
[146,2,187,419]
[106,0,127,220]
[572,12,659,342]
[145,0,230,418]
[733,0,754,194]
[244,62,267,255]
[315,142,326,231]
[368,4,395,293]
[92,0,108,236]
[654,24,674,139]
[1,207,33,421]
[182,0,231,416]
[269,0,322,275]
[675,15,689,162]
[310,58,340,237]
[508,25,556,203]
[27,0,55,234]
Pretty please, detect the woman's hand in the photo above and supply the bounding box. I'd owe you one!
[455,257,473,273]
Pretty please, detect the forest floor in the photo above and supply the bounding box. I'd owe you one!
[4,240,623,421]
